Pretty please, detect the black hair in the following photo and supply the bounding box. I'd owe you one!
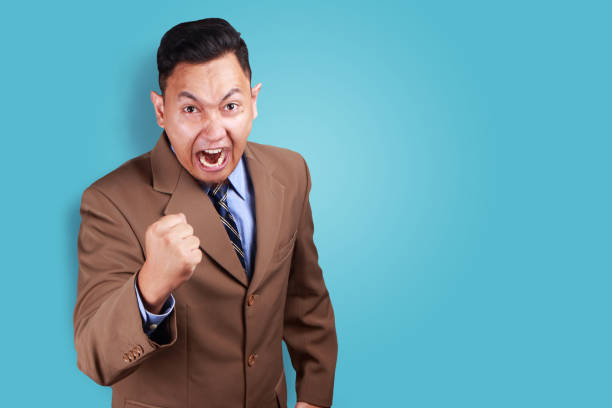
[156,18,251,95]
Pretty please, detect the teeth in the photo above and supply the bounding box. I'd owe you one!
[199,150,226,168]
[203,148,222,154]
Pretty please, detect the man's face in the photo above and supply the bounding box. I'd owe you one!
[151,52,262,186]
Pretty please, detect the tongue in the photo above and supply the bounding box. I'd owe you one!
[203,151,221,163]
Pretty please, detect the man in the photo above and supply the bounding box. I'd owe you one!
[73,18,338,408]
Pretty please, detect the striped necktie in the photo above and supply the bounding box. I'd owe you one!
[207,180,249,279]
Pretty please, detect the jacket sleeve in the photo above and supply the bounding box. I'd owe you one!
[73,186,177,386]
[283,157,338,407]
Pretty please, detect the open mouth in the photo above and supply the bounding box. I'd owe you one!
[197,148,229,171]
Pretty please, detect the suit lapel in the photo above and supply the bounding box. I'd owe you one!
[163,166,250,287]
[244,142,285,293]
[151,131,285,291]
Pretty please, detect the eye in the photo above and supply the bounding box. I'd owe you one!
[225,102,238,111]
[183,105,198,113]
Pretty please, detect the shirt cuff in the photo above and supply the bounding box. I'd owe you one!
[134,278,175,336]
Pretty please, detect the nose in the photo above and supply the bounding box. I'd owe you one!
[199,114,227,144]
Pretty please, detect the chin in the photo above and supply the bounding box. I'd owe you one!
[195,171,227,186]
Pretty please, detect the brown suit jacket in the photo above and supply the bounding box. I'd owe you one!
[73,131,338,408]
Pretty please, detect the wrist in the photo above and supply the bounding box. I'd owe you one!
[137,262,171,314]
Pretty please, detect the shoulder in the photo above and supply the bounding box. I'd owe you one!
[81,150,154,209]
[246,141,309,185]
[247,140,305,166]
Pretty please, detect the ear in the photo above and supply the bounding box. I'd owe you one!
[251,83,262,120]
[150,90,165,128]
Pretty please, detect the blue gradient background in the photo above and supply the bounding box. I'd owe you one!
[1,1,610,406]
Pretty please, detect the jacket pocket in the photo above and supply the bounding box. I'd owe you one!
[125,399,167,408]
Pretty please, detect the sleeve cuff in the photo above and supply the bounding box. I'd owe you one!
[134,278,175,336]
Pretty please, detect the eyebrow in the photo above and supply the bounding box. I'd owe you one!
[178,87,242,105]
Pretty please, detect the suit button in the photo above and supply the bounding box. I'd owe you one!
[248,353,257,366]
[248,295,255,306]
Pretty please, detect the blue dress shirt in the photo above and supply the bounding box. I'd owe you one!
[135,142,256,336]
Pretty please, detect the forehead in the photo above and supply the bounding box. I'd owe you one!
[166,53,249,99]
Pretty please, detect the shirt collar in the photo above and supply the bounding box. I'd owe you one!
[169,141,247,200]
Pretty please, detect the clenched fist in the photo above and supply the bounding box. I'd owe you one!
[137,212,202,313]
